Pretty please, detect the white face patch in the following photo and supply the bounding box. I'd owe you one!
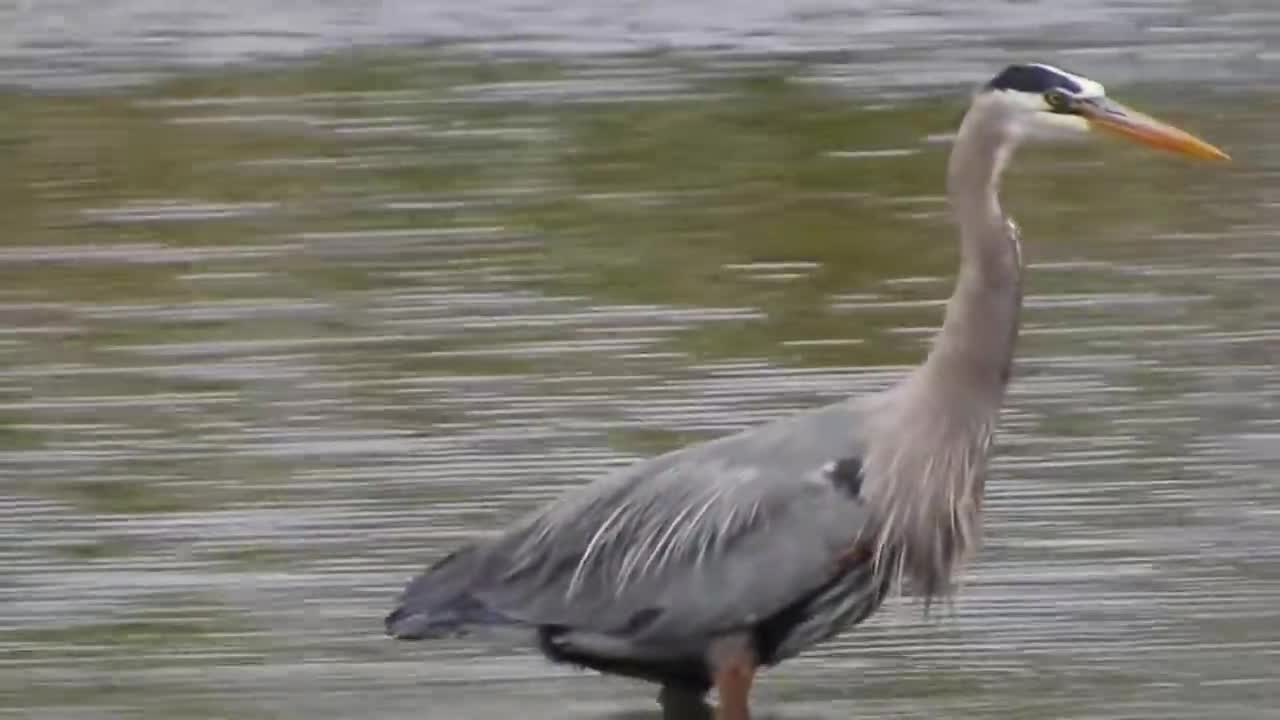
[1027,110,1092,138]
[977,89,1092,142]
[974,63,1107,143]
[988,88,1053,113]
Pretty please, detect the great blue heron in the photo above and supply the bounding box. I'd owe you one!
[385,64,1227,719]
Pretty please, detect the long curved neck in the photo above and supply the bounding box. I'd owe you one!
[858,105,1025,600]
[920,107,1024,400]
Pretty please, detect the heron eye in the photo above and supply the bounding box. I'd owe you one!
[1044,90,1072,111]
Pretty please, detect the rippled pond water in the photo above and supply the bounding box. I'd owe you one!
[3,3,1280,719]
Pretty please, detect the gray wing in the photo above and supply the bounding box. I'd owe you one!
[470,399,878,645]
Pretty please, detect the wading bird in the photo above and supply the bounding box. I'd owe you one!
[385,64,1227,719]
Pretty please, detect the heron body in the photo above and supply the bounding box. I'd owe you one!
[385,64,1226,719]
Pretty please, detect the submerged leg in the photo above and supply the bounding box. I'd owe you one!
[707,634,757,720]
[658,685,712,720]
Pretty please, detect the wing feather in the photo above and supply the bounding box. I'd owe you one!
[468,400,876,645]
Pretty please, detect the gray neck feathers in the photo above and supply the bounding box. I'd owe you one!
[860,100,1024,601]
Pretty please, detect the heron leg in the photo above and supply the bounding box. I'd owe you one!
[658,685,712,720]
[707,634,756,720]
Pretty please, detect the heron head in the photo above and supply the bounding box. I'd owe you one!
[975,63,1229,161]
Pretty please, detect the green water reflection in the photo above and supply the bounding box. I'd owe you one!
[1,49,1276,719]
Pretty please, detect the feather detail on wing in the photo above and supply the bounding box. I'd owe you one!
[468,401,879,645]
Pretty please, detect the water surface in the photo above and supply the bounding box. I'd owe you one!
[2,4,1280,719]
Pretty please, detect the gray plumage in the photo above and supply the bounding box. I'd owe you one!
[391,399,887,661]
[387,75,1019,683]
[385,62,1228,717]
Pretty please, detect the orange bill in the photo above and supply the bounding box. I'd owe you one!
[1080,98,1230,161]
